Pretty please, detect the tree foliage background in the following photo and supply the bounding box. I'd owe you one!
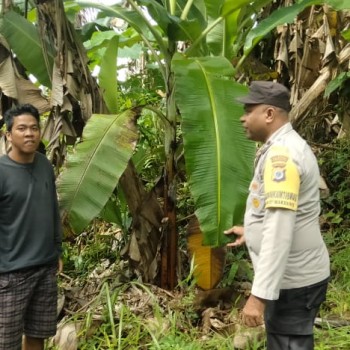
[1,0,350,348]
[0,0,349,290]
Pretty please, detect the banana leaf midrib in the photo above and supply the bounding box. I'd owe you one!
[197,60,222,240]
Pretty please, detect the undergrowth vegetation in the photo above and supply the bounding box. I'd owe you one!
[51,139,350,349]
[314,138,350,349]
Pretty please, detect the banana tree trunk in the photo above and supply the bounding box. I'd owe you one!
[34,0,165,283]
[119,161,163,283]
[160,43,178,289]
[161,74,178,289]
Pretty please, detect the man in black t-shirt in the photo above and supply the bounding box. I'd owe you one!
[0,104,62,350]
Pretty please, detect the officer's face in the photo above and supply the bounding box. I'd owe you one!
[240,104,271,142]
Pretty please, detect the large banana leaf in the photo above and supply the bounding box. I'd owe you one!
[99,35,119,114]
[58,110,139,233]
[76,1,149,34]
[186,0,269,58]
[0,10,54,88]
[204,0,251,57]
[77,1,162,49]
[173,54,255,247]
[77,0,169,75]
[243,0,323,56]
[138,0,206,43]
[326,0,350,10]
[187,216,226,290]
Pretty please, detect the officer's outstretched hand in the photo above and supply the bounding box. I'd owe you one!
[224,225,245,247]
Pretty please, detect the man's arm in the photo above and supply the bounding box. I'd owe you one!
[252,208,296,299]
[242,208,296,327]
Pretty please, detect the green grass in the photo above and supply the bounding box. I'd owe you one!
[49,222,350,350]
[315,325,350,350]
[53,136,350,350]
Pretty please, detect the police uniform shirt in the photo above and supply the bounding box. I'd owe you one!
[244,123,330,300]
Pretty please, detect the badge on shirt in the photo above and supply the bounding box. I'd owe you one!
[272,168,286,182]
[249,181,260,192]
[251,194,264,213]
[264,145,300,211]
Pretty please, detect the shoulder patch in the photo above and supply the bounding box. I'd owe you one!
[263,145,300,211]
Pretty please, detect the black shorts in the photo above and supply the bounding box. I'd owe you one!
[264,278,329,335]
[0,264,58,350]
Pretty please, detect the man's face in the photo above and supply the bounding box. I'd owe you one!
[6,114,40,156]
[240,104,270,142]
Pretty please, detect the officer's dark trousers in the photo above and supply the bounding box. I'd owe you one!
[264,278,328,350]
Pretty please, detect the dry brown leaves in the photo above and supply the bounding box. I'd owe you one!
[53,274,260,349]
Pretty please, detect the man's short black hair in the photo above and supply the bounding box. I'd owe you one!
[4,104,40,132]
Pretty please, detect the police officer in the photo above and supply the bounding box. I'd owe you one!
[225,81,330,350]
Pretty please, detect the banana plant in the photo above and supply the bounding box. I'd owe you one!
[2,0,346,288]
[62,0,259,288]
[172,55,253,246]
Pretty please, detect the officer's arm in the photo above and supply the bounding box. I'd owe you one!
[251,208,296,300]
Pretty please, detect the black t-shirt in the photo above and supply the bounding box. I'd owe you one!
[0,152,62,272]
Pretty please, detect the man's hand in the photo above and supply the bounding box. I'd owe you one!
[241,294,266,327]
[224,225,245,247]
